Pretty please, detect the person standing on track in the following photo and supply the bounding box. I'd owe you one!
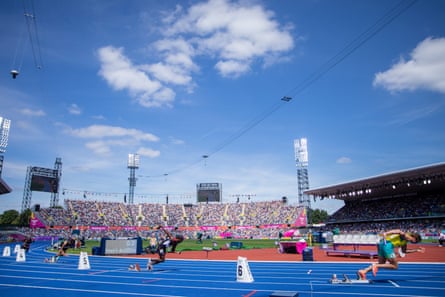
[22,236,33,253]
[439,229,445,247]
[357,229,425,280]
[147,226,184,271]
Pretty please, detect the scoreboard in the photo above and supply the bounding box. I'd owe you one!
[197,182,222,202]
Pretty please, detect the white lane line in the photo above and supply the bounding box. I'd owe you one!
[0,283,185,297]
[388,280,400,287]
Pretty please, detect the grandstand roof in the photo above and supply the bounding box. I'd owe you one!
[304,162,445,202]
[0,176,12,195]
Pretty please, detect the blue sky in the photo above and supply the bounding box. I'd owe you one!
[1,0,444,214]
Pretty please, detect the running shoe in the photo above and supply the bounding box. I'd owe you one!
[357,270,366,280]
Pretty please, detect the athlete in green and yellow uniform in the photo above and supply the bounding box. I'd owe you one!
[380,232,409,258]
[357,229,424,280]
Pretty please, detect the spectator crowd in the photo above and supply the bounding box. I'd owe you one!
[38,199,303,228]
[24,193,444,241]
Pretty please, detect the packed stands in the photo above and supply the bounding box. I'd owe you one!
[27,165,444,241]
[305,163,445,240]
[30,192,443,242]
[18,163,444,243]
[324,193,445,234]
[37,199,304,230]
[329,194,443,222]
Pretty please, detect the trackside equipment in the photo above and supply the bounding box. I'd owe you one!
[330,274,371,284]
[236,256,254,283]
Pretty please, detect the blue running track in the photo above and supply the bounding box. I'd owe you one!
[1,241,444,297]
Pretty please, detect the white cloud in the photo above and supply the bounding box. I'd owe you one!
[66,124,160,156]
[142,62,193,85]
[169,136,185,145]
[137,147,161,158]
[85,140,112,155]
[68,103,82,115]
[154,38,196,66]
[97,46,175,108]
[162,0,294,77]
[68,124,159,142]
[150,38,199,92]
[336,157,352,164]
[97,1,294,106]
[215,59,250,77]
[374,37,445,94]
[20,108,45,117]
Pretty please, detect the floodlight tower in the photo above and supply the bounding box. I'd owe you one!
[0,117,11,155]
[22,166,32,211]
[127,153,140,204]
[294,138,310,209]
[50,157,62,207]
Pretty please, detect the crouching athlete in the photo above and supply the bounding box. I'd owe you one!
[45,237,76,263]
[357,229,425,280]
[147,226,184,271]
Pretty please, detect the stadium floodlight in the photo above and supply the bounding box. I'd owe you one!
[127,153,140,169]
[0,117,11,153]
[294,138,308,166]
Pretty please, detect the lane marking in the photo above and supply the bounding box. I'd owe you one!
[388,280,400,287]
[243,290,257,297]
[88,268,126,275]
[142,278,161,283]
[0,283,185,297]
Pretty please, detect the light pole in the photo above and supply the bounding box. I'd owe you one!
[127,154,140,205]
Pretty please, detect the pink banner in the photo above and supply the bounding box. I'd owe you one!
[284,229,296,237]
[200,226,220,231]
[30,212,46,228]
[90,226,109,231]
[220,231,232,238]
[294,208,307,227]
[47,223,299,232]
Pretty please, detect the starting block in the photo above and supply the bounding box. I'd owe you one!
[128,262,154,272]
[128,263,141,272]
[329,274,371,284]
[45,256,59,263]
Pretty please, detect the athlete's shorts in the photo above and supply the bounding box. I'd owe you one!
[378,240,396,259]
[161,239,171,247]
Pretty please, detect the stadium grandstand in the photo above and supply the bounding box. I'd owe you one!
[0,156,12,195]
[305,162,445,233]
[25,162,444,240]
[31,199,305,240]
[0,176,11,195]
